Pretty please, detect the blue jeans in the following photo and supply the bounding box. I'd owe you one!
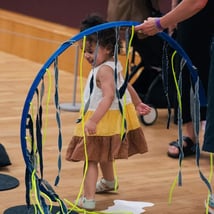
[203,35,214,152]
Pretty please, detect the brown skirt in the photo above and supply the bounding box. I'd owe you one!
[66,127,148,162]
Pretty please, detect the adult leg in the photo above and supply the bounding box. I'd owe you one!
[168,121,196,156]
[203,36,214,153]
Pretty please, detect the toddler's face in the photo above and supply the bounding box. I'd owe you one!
[80,40,111,67]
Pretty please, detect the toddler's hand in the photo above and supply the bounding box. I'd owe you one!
[84,119,97,135]
[135,103,151,115]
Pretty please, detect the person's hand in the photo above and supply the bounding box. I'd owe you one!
[135,17,161,36]
[84,119,97,135]
[135,103,151,115]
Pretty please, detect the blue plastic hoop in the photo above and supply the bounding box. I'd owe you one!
[20,20,206,169]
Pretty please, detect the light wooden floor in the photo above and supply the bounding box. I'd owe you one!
[0,51,213,214]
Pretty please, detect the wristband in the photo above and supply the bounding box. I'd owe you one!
[155,18,164,32]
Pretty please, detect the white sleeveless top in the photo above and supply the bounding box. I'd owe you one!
[84,61,132,111]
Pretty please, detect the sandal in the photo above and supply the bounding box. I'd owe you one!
[75,196,96,210]
[96,178,118,193]
[167,136,196,158]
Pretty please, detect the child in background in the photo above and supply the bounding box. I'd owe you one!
[66,14,151,210]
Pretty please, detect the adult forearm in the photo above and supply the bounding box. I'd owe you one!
[160,0,208,29]
[135,0,208,35]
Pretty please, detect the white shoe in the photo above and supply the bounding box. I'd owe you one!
[205,194,214,214]
[96,178,118,193]
[75,196,96,210]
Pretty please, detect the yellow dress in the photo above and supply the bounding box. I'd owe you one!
[66,61,148,162]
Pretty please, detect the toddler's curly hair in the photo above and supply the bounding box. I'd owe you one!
[80,14,120,56]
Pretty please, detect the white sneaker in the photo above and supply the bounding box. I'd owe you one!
[75,196,96,210]
[96,178,118,193]
[205,194,214,214]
